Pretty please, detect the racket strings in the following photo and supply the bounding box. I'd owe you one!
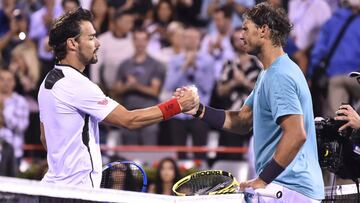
[177,175,233,195]
[100,163,144,192]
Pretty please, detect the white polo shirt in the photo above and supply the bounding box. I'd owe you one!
[38,64,118,187]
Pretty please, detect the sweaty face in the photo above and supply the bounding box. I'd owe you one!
[242,19,262,56]
[76,21,100,65]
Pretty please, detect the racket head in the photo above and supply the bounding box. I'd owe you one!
[101,161,147,192]
[172,170,239,196]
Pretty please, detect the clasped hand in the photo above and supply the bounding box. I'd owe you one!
[174,85,200,114]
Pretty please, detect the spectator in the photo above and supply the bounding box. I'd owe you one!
[90,9,135,92]
[200,6,234,80]
[9,42,40,98]
[174,0,205,27]
[0,69,29,163]
[29,0,62,78]
[0,92,16,177]
[200,6,235,109]
[202,0,255,33]
[152,21,184,72]
[0,0,16,37]
[148,157,181,195]
[9,41,41,157]
[308,1,360,117]
[61,0,80,13]
[111,28,166,145]
[0,138,16,177]
[216,27,261,160]
[0,8,30,67]
[147,0,175,53]
[163,27,215,159]
[90,0,110,35]
[286,0,331,74]
[107,0,153,29]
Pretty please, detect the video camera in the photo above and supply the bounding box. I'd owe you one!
[315,117,360,180]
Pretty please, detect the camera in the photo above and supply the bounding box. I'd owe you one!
[315,117,360,180]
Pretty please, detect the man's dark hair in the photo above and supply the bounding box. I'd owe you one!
[243,2,292,47]
[49,7,93,62]
[214,5,233,19]
[133,27,150,39]
[113,9,133,20]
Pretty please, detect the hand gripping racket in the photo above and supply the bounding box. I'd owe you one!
[101,161,148,192]
[172,170,282,200]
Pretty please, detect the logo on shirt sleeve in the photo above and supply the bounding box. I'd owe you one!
[97,98,109,105]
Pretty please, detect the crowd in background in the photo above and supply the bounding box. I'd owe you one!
[0,0,360,191]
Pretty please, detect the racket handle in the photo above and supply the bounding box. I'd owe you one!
[254,188,282,199]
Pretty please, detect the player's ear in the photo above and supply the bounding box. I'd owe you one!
[259,25,269,38]
[66,38,78,51]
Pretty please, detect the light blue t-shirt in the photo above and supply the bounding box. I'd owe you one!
[245,54,324,200]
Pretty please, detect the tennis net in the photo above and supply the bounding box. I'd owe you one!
[0,176,358,203]
[0,176,246,203]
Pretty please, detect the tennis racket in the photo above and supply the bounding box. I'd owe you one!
[101,161,147,192]
[172,170,282,199]
[172,170,239,196]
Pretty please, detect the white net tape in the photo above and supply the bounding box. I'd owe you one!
[0,176,246,203]
[0,176,358,203]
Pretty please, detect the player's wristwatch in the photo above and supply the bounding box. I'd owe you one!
[193,103,204,118]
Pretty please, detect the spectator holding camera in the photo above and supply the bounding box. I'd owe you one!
[334,72,360,131]
[335,105,360,131]
[308,0,360,117]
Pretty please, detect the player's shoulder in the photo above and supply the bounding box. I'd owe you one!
[48,65,96,91]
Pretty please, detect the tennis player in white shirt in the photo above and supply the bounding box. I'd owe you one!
[38,8,198,188]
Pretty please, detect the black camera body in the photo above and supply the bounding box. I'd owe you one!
[315,117,360,180]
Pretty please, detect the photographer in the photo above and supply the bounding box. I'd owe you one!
[335,104,360,131]
[334,71,360,131]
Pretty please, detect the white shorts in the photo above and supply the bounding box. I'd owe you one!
[253,183,321,203]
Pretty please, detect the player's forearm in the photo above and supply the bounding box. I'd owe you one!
[223,110,253,134]
[124,106,165,129]
[195,105,252,135]
[273,130,306,167]
[106,98,182,130]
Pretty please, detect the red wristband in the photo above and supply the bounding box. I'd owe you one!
[158,98,181,120]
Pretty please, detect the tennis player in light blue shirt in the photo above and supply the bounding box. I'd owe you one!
[180,3,325,202]
[244,53,324,200]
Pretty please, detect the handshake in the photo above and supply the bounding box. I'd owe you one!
[174,85,201,116]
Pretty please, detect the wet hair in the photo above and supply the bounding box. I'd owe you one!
[243,2,292,47]
[48,7,93,61]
